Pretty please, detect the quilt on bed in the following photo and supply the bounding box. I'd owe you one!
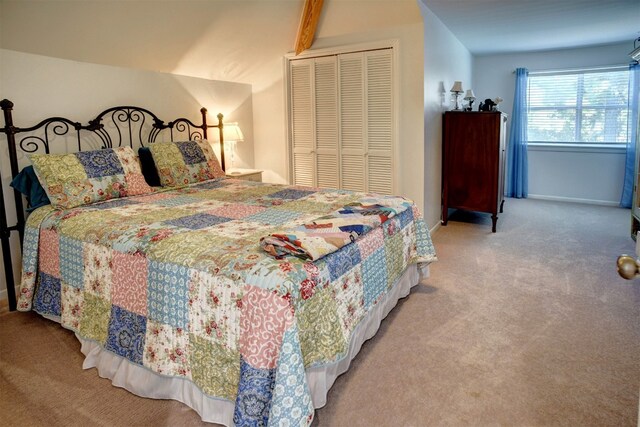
[17,177,436,426]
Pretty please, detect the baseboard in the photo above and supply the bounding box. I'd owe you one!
[429,221,441,234]
[527,194,620,207]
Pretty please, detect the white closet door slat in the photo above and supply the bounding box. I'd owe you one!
[315,58,338,152]
[366,50,393,153]
[367,154,393,195]
[294,153,314,186]
[339,53,365,152]
[317,153,340,188]
[290,61,314,151]
[341,154,366,192]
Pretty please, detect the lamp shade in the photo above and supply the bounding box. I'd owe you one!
[222,123,244,142]
[464,89,476,100]
[450,81,463,93]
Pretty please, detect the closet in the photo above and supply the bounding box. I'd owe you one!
[287,48,394,194]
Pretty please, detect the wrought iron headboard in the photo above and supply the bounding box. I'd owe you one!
[0,99,226,311]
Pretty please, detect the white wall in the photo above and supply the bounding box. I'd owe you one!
[419,1,473,228]
[473,43,630,205]
[0,48,253,303]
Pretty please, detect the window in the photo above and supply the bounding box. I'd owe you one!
[527,67,630,145]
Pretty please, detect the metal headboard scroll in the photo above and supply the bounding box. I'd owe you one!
[0,99,225,311]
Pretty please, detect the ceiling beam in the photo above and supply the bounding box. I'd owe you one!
[294,0,324,55]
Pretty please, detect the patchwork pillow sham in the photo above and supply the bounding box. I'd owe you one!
[148,140,225,187]
[30,146,154,210]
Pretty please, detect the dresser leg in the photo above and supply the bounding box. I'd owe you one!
[500,200,504,213]
[442,207,448,226]
[491,215,497,233]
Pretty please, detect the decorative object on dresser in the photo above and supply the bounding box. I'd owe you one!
[225,168,263,182]
[441,111,507,232]
[463,89,476,111]
[450,81,464,110]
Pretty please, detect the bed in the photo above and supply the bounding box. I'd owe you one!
[0,100,436,426]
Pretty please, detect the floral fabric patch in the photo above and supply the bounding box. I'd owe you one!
[30,147,153,209]
[149,140,224,187]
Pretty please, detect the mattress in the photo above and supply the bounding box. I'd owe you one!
[18,177,436,426]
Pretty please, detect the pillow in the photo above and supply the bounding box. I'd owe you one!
[138,146,161,187]
[148,140,224,187]
[30,146,154,209]
[10,165,51,212]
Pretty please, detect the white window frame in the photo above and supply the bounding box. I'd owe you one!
[527,65,630,150]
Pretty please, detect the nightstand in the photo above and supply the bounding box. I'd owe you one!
[225,168,263,182]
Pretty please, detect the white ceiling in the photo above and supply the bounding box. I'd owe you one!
[421,0,640,55]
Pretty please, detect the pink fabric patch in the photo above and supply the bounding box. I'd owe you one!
[39,229,60,277]
[208,203,266,219]
[356,226,384,260]
[207,158,225,179]
[111,252,148,315]
[239,287,294,369]
[125,173,154,196]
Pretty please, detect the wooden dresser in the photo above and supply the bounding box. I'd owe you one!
[441,111,507,232]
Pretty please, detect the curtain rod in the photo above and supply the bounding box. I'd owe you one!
[512,64,629,74]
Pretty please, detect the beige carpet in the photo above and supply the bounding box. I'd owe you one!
[1,199,638,426]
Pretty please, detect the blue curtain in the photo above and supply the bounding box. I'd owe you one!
[620,62,640,208]
[506,68,529,198]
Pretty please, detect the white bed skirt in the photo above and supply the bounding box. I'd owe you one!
[78,263,429,426]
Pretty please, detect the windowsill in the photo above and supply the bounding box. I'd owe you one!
[527,142,626,154]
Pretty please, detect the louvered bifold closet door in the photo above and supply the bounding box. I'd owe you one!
[338,52,366,192]
[289,48,394,193]
[365,49,393,195]
[314,57,340,189]
[290,59,315,186]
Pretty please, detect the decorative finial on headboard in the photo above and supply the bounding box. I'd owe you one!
[0,99,14,110]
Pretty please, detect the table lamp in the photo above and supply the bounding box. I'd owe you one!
[223,123,244,174]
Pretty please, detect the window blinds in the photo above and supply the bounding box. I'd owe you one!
[527,67,630,144]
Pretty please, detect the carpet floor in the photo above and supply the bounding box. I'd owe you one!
[1,199,638,426]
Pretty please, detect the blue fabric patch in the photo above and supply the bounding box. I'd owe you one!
[268,325,314,425]
[22,227,39,276]
[34,272,62,317]
[59,236,84,288]
[398,207,413,229]
[338,224,372,235]
[89,198,138,210]
[105,305,147,365]
[267,189,314,200]
[245,209,301,226]
[147,261,190,329]
[325,242,362,281]
[362,247,388,309]
[233,356,277,427]
[75,149,124,178]
[164,213,231,230]
[177,141,207,165]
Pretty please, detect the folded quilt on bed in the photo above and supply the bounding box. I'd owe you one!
[260,195,414,261]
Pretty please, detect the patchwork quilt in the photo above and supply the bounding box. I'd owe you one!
[260,197,414,261]
[18,177,436,426]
